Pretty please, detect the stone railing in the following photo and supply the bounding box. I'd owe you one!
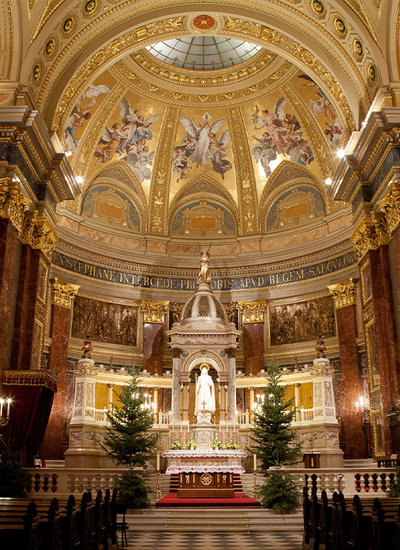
[25,468,128,497]
[280,467,397,497]
[25,466,397,499]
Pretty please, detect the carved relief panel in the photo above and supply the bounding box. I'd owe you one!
[72,296,138,346]
[269,296,335,345]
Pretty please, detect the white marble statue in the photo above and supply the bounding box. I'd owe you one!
[195,365,215,416]
[197,248,211,286]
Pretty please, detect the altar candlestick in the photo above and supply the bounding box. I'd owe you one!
[253,453,257,472]
[156,453,160,472]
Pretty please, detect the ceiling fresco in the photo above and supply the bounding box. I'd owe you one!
[7,0,395,245]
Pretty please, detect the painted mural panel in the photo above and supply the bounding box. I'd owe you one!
[170,108,237,202]
[72,296,138,346]
[270,296,335,345]
[171,200,235,238]
[63,73,116,154]
[292,74,344,149]
[81,185,140,231]
[93,95,162,184]
[266,186,325,230]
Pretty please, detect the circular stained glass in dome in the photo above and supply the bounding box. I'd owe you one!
[145,36,262,71]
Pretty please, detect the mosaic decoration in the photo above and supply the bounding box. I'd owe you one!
[266,186,325,231]
[270,296,335,345]
[72,296,138,346]
[171,200,235,238]
[81,185,140,230]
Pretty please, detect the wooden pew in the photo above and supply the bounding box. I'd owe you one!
[0,501,39,550]
[60,495,80,550]
[76,491,95,550]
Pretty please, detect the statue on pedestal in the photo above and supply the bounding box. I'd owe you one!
[197,248,211,286]
[195,365,215,423]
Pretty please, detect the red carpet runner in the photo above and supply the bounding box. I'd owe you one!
[156,492,261,507]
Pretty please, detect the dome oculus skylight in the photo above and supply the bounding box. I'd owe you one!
[145,36,262,71]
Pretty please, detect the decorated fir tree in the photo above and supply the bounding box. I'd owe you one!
[251,363,302,513]
[102,370,158,508]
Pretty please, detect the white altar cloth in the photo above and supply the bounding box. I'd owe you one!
[162,449,247,474]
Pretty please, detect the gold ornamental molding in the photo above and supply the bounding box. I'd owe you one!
[328,278,356,309]
[148,105,179,235]
[380,181,400,235]
[51,278,80,309]
[0,176,30,236]
[22,211,58,261]
[238,299,266,323]
[228,106,258,234]
[350,212,388,261]
[141,299,169,323]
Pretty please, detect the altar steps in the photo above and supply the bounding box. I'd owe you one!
[124,507,303,534]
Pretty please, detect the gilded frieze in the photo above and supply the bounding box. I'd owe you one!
[270,295,335,345]
[72,295,138,346]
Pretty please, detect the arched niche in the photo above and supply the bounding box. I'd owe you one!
[170,199,236,238]
[265,185,326,232]
[81,184,141,232]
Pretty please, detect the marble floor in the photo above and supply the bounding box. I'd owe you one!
[124,532,303,549]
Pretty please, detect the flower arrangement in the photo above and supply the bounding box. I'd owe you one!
[170,439,182,450]
[225,439,238,449]
[212,439,223,450]
[185,438,197,450]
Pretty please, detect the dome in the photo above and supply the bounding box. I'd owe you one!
[180,287,228,325]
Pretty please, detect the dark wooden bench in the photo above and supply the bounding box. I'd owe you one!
[0,501,39,550]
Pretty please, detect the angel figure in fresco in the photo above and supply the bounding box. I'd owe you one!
[64,83,111,154]
[177,113,232,178]
[94,122,125,163]
[250,98,314,176]
[297,74,344,149]
[123,140,155,183]
[117,97,158,155]
[172,146,191,182]
[77,84,111,109]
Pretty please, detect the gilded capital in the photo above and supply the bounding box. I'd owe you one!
[51,278,80,309]
[0,177,29,235]
[328,278,356,309]
[238,299,266,323]
[22,211,57,260]
[141,299,169,323]
[380,181,400,235]
[351,212,388,260]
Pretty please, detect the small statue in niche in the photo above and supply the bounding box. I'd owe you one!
[169,302,181,324]
[119,309,137,346]
[225,301,238,324]
[315,334,327,358]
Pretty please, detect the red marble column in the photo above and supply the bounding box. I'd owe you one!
[0,219,20,371]
[359,246,399,456]
[331,285,366,458]
[41,280,78,459]
[11,245,50,370]
[143,323,164,375]
[243,323,264,375]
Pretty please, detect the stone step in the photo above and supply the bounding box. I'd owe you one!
[125,508,303,533]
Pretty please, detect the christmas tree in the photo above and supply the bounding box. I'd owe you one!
[102,370,158,508]
[251,363,302,513]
